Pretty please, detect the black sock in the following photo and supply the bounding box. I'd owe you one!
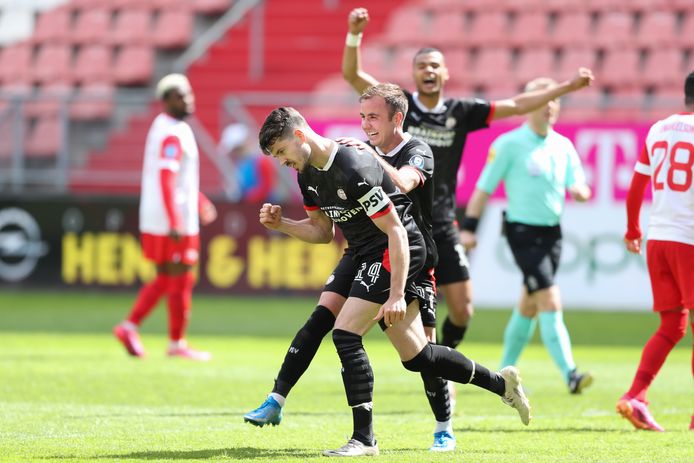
[441,316,467,349]
[272,306,335,397]
[421,370,451,422]
[333,329,375,446]
[403,344,505,397]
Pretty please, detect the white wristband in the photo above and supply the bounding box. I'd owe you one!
[345,32,362,47]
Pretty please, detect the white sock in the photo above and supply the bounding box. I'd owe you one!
[269,392,286,407]
[169,339,187,350]
[122,320,138,331]
[434,419,453,434]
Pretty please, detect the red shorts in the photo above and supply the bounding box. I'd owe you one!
[141,233,200,265]
[646,239,694,311]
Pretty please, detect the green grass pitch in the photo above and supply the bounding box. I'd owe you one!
[0,291,691,462]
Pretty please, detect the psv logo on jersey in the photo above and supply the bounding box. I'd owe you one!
[358,186,389,216]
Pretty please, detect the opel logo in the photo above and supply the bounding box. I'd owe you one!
[0,208,48,282]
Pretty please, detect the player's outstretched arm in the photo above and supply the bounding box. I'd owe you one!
[342,7,380,95]
[259,203,334,244]
[569,184,592,202]
[460,188,490,251]
[491,68,595,120]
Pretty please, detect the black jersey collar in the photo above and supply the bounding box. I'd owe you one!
[412,92,447,114]
[375,133,412,158]
[318,142,339,171]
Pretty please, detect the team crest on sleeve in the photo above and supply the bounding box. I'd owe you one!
[164,144,178,158]
[337,188,347,200]
[409,155,424,168]
[445,117,457,129]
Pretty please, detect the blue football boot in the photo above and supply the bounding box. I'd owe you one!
[243,396,283,427]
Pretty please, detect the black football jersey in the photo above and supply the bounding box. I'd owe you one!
[368,135,437,269]
[298,144,423,259]
[402,90,493,238]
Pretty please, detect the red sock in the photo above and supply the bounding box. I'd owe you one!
[126,274,169,325]
[167,271,195,341]
[626,309,688,402]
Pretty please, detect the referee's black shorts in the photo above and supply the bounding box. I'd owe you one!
[505,220,562,294]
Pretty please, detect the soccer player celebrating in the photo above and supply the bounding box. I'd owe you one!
[617,72,694,432]
[460,77,593,394]
[341,8,594,384]
[245,87,455,452]
[253,107,530,456]
[113,74,217,361]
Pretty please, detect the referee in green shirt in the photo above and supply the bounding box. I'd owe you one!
[461,77,594,394]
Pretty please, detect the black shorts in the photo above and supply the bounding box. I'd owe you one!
[414,267,437,327]
[323,242,425,306]
[433,230,470,285]
[505,221,562,294]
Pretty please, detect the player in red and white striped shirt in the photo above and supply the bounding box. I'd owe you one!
[618,72,694,431]
[113,74,217,361]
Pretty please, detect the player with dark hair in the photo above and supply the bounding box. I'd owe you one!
[113,74,217,360]
[342,9,594,402]
[249,107,530,457]
[617,71,694,432]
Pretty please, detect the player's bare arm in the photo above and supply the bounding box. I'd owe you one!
[491,68,595,120]
[460,188,490,251]
[198,193,217,225]
[569,184,592,202]
[623,170,650,255]
[370,206,410,326]
[259,203,335,244]
[335,137,421,193]
[341,7,379,95]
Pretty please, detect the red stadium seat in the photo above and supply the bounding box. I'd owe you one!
[110,9,152,46]
[25,83,72,117]
[70,83,115,120]
[32,6,71,44]
[592,12,635,49]
[557,48,597,76]
[73,45,114,84]
[600,49,641,88]
[677,13,694,48]
[552,12,592,48]
[637,12,677,49]
[642,49,685,90]
[429,11,467,47]
[509,12,549,47]
[26,116,62,158]
[113,45,154,85]
[33,44,73,85]
[469,48,513,89]
[153,10,193,49]
[192,0,233,15]
[442,49,471,88]
[0,44,33,86]
[466,12,510,47]
[72,9,112,45]
[382,6,430,46]
[514,48,556,85]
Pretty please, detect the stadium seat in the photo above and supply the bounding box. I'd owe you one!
[466,12,510,47]
[637,12,677,49]
[442,49,470,88]
[389,46,423,86]
[25,116,62,158]
[600,49,641,88]
[509,12,549,47]
[677,13,694,48]
[552,12,592,48]
[153,10,194,49]
[642,49,685,90]
[592,12,635,49]
[72,9,112,45]
[514,48,556,84]
[32,6,72,44]
[33,44,73,85]
[557,48,597,77]
[110,9,152,46]
[0,9,35,46]
[73,45,113,84]
[0,44,33,85]
[113,45,154,85]
[429,11,467,46]
[382,6,430,46]
[24,83,72,117]
[192,0,233,15]
[469,48,513,89]
[70,83,115,120]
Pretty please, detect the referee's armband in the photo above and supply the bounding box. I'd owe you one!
[461,216,479,233]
